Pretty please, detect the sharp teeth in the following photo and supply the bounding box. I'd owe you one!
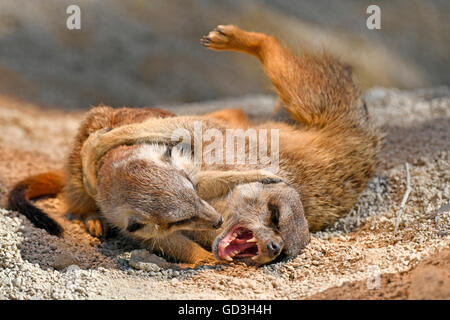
[233,250,239,255]
[232,232,238,237]
[219,242,229,249]
[224,255,233,262]
[247,237,257,243]
[251,256,258,260]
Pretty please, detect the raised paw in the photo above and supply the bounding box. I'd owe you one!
[200,25,243,51]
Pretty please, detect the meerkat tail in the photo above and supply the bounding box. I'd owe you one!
[7,170,65,236]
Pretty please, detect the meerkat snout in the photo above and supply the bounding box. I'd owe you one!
[267,241,282,257]
[163,199,222,232]
[213,216,223,229]
[194,200,223,229]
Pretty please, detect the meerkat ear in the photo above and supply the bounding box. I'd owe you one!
[126,215,146,232]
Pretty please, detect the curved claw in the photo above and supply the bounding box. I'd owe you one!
[214,27,225,35]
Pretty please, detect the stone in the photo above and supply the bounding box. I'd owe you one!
[129,249,181,271]
[52,253,79,270]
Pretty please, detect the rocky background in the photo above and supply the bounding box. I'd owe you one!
[0,0,449,110]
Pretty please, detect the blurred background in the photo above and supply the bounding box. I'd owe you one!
[0,0,448,110]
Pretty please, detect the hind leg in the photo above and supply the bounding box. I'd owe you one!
[201,25,270,58]
[201,25,304,120]
[201,25,360,128]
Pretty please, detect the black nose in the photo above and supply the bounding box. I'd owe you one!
[212,217,223,229]
[267,241,281,256]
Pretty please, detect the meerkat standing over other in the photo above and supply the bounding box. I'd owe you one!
[82,25,380,265]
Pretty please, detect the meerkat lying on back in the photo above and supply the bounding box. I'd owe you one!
[10,24,380,266]
[8,106,281,265]
[82,24,380,266]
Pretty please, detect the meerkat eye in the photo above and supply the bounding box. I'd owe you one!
[168,217,197,228]
[268,202,280,230]
[126,221,145,232]
[126,216,146,232]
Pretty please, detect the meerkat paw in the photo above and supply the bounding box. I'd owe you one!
[84,215,107,238]
[200,25,244,51]
[191,253,221,268]
[258,169,283,184]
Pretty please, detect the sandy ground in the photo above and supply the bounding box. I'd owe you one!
[0,88,449,300]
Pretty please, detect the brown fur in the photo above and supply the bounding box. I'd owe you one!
[7,171,65,235]
[82,25,380,264]
[8,105,280,265]
[19,171,65,199]
[9,25,380,266]
[203,108,251,128]
[7,107,226,265]
[64,106,175,218]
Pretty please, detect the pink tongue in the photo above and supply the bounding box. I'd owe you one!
[218,227,259,259]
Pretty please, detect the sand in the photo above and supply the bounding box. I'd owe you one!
[0,87,449,299]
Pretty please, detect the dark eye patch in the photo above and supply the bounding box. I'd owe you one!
[126,221,145,232]
[126,215,146,232]
[167,217,196,228]
[268,202,280,230]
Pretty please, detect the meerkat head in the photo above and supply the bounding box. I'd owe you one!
[96,144,223,238]
[212,181,310,265]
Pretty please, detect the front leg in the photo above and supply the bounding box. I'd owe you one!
[82,211,113,239]
[144,233,217,266]
[194,169,282,200]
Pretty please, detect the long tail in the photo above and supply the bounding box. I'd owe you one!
[7,170,65,236]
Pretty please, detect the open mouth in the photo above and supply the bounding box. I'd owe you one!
[216,226,259,261]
